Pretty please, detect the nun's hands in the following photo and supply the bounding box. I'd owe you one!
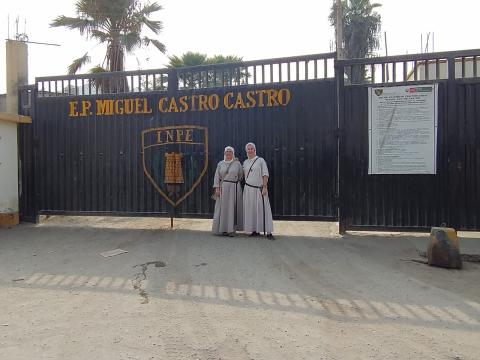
[261,185,267,196]
[215,187,221,197]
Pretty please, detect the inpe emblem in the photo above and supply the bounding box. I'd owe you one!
[374,88,383,96]
[141,125,208,207]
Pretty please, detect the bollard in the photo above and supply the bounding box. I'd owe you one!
[427,227,462,269]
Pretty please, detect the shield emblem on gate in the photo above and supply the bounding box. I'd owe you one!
[141,125,208,207]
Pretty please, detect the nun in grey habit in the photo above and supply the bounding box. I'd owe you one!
[212,146,244,236]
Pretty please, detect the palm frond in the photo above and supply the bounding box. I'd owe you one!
[90,29,110,43]
[67,53,91,74]
[121,32,142,52]
[89,65,107,74]
[88,65,109,94]
[208,55,243,64]
[139,2,163,16]
[141,18,163,34]
[76,0,110,23]
[167,55,184,68]
[50,16,96,36]
[143,37,166,53]
[135,2,163,33]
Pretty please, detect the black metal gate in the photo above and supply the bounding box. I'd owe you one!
[18,49,480,232]
[338,49,480,232]
[19,53,339,222]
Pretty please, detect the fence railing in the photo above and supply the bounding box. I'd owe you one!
[35,53,336,97]
[36,68,170,97]
[34,50,480,95]
[338,49,480,86]
[174,53,336,90]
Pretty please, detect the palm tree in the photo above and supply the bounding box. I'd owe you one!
[329,0,382,83]
[167,52,210,68]
[167,52,245,89]
[51,0,166,75]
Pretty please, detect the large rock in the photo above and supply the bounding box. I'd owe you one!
[427,227,462,269]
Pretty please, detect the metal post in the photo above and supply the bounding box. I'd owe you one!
[167,69,178,92]
[336,58,346,234]
[335,0,345,60]
[447,56,461,229]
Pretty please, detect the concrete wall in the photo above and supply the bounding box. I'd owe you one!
[1,40,28,226]
[0,121,19,213]
[0,94,5,112]
[6,41,28,113]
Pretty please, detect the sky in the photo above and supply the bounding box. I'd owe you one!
[1,0,479,94]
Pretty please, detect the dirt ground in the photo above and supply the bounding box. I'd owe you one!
[0,216,479,360]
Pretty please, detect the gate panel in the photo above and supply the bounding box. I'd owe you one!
[339,50,480,231]
[458,82,480,229]
[341,84,449,230]
[33,81,337,219]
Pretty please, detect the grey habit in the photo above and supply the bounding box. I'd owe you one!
[243,156,274,233]
[212,159,244,234]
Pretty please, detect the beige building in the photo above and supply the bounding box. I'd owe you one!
[0,40,31,227]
